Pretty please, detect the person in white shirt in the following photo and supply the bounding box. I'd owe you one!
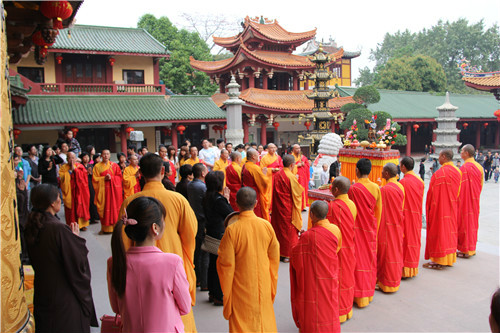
[320,164,330,185]
[199,139,217,171]
[214,138,225,161]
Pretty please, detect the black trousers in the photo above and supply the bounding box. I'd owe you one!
[208,253,223,301]
[194,237,209,289]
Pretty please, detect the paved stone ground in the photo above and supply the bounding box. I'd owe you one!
[79,164,499,332]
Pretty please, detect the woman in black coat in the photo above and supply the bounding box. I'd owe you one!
[25,184,98,333]
[37,145,63,186]
[203,171,233,305]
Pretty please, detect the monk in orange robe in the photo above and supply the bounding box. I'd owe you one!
[271,154,303,262]
[347,158,382,308]
[291,200,342,333]
[327,176,357,323]
[92,149,123,234]
[120,153,198,332]
[377,163,405,293]
[424,149,462,269]
[59,152,90,230]
[292,144,310,209]
[122,155,141,200]
[226,152,242,211]
[217,187,280,332]
[184,146,202,166]
[457,144,483,258]
[260,143,283,210]
[214,148,229,187]
[399,156,425,278]
[241,149,270,220]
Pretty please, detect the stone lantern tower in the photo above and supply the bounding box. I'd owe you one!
[224,75,245,146]
[431,92,461,159]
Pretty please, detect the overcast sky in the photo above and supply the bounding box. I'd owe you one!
[75,0,499,83]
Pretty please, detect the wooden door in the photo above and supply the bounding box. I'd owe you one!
[62,55,107,83]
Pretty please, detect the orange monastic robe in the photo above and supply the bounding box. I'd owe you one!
[270,168,303,258]
[260,153,283,211]
[120,181,198,332]
[290,219,342,333]
[184,157,201,166]
[377,177,405,293]
[92,161,123,233]
[214,158,229,186]
[399,170,425,278]
[226,162,242,211]
[348,177,382,308]
[425,162,462,266]
[60,163,90,229]
[457,158,483,256]
[293,152,310,209]
[241,161,271,221]
[327,194,357,322]
[217,210,280,333]
[122,165,141,200]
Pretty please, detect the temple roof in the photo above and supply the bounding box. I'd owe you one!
[299,37,361,59]
[462,73,500,91]
[213,16,316,49]
[212,88,353,113]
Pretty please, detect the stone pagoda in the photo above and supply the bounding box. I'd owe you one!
[431,92,461,159]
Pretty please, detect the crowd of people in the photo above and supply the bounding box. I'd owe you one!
[18,129,497,332]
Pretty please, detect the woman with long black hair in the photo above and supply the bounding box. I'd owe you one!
[25,184,98,332]
[37,145,63,186]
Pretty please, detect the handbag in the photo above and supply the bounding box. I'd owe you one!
[100,314,122,333]
[201,235,221,255]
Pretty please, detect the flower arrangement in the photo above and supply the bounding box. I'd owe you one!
[345,119,358,141]
[378,118,397,145]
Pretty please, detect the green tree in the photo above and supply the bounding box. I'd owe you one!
[353,85,380,106]
[138,14,217,95]
[353,66,375,87]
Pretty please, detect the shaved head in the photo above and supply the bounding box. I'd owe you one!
[332,176,350,195]
[283,154,295,168]
[247,148,258,162]
[236,187,257,211]
[440,149,454,162]
[310,200,329,220]
[461,144,475,158]
[230,151,241,162]
[400,156,414,172]
[383,163,398,178]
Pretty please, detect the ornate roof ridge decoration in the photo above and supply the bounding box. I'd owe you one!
[299,37,360,59]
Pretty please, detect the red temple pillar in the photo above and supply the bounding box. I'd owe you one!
[260,121,267,145]
[220,79,225,93]
[406,122,412,157]
[249,76,255,88]
[120,125,127,154]
[476,122,481,149]
[304,80,309,90]
[153,58,160,84]
[171,125,178,149]
[293,75,299,91]
[243,120,249,144]
[263,77,268,90]
[495,122,500,148]
[241,78,248,90]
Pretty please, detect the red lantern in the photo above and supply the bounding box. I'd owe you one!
[40,1,74,30]
[70,127,79,136]
[13,128,21,139]
[56,55,63,64]
[109,57,115,66]
[494,109,500,122]
[177,125,186,135]
[484,122,489,128]
[304,120,311,130]
[272,122,280,130]
[224,124,227,130]
[413,124,419,132]
[125,127,134,134]
[32,31,53,57]
[463,122,468,129]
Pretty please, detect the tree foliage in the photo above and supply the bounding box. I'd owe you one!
[138,14,218,95]
[353,85,380,106]
[369,19,500,93]
[353,66,375,87]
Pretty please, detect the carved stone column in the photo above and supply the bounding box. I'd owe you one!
[224,75,245,146]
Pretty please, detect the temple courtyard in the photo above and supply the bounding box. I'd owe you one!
[81,164,499,332]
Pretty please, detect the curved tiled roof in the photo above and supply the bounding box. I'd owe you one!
[463,74,500,89]
[190,55,239,72]
[50,25,169,56]
[213,88,353,113]
[246,17,316,43]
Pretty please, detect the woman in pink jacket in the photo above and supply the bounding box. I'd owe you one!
[107,196,191,333]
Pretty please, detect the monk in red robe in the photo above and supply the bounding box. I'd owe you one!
[271,154,303,262]
[92,149,123,234]
[424,149,462,269]
[59,152,90,230]
[241,149,270,220]
[290,200,342,333]
[348,158,382,308]
[457,144,483,258]
[377,163,405,293]
[226,152,242,211]
[399,156,425,278]
[159,144,176,184]
[327,176,357,323]
[292,144,310,209]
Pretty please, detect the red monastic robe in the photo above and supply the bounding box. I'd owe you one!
[348,178,382,308]
[271,168,303,258]
[327,194,357,322]
[226,162,241,211]
[92,161,123,233]
[290,220,342,333]
[293,153,310,209]
[241,161,270,221]
[425,162,462,266]
[61,163,90,227]
[377,178,405,293]
[399,170,425,278]
[168,160,176,184]
[457,158,483,256]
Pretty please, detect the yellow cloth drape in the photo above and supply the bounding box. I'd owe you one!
[122,165,139,200]
[59,164,73,208]
[284,168,304,231]
[184,157,200,166]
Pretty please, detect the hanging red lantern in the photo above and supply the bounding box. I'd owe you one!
[109,57,116,66]
[125,127,134,134]
[272,122,280,130]
[224,124,227,130]
[32,31,54,58]
[304,120,311,130]
[413,124,420,132]
[70,127,79,136]
[13,128,21,139]
[484,122,489,128]
[494,109,500,122]
[40,1,74,30]
[177,125,186,135]
[56,55,63,64]
[463,122,469,129]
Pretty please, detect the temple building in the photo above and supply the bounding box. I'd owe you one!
[190,16,356,147]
